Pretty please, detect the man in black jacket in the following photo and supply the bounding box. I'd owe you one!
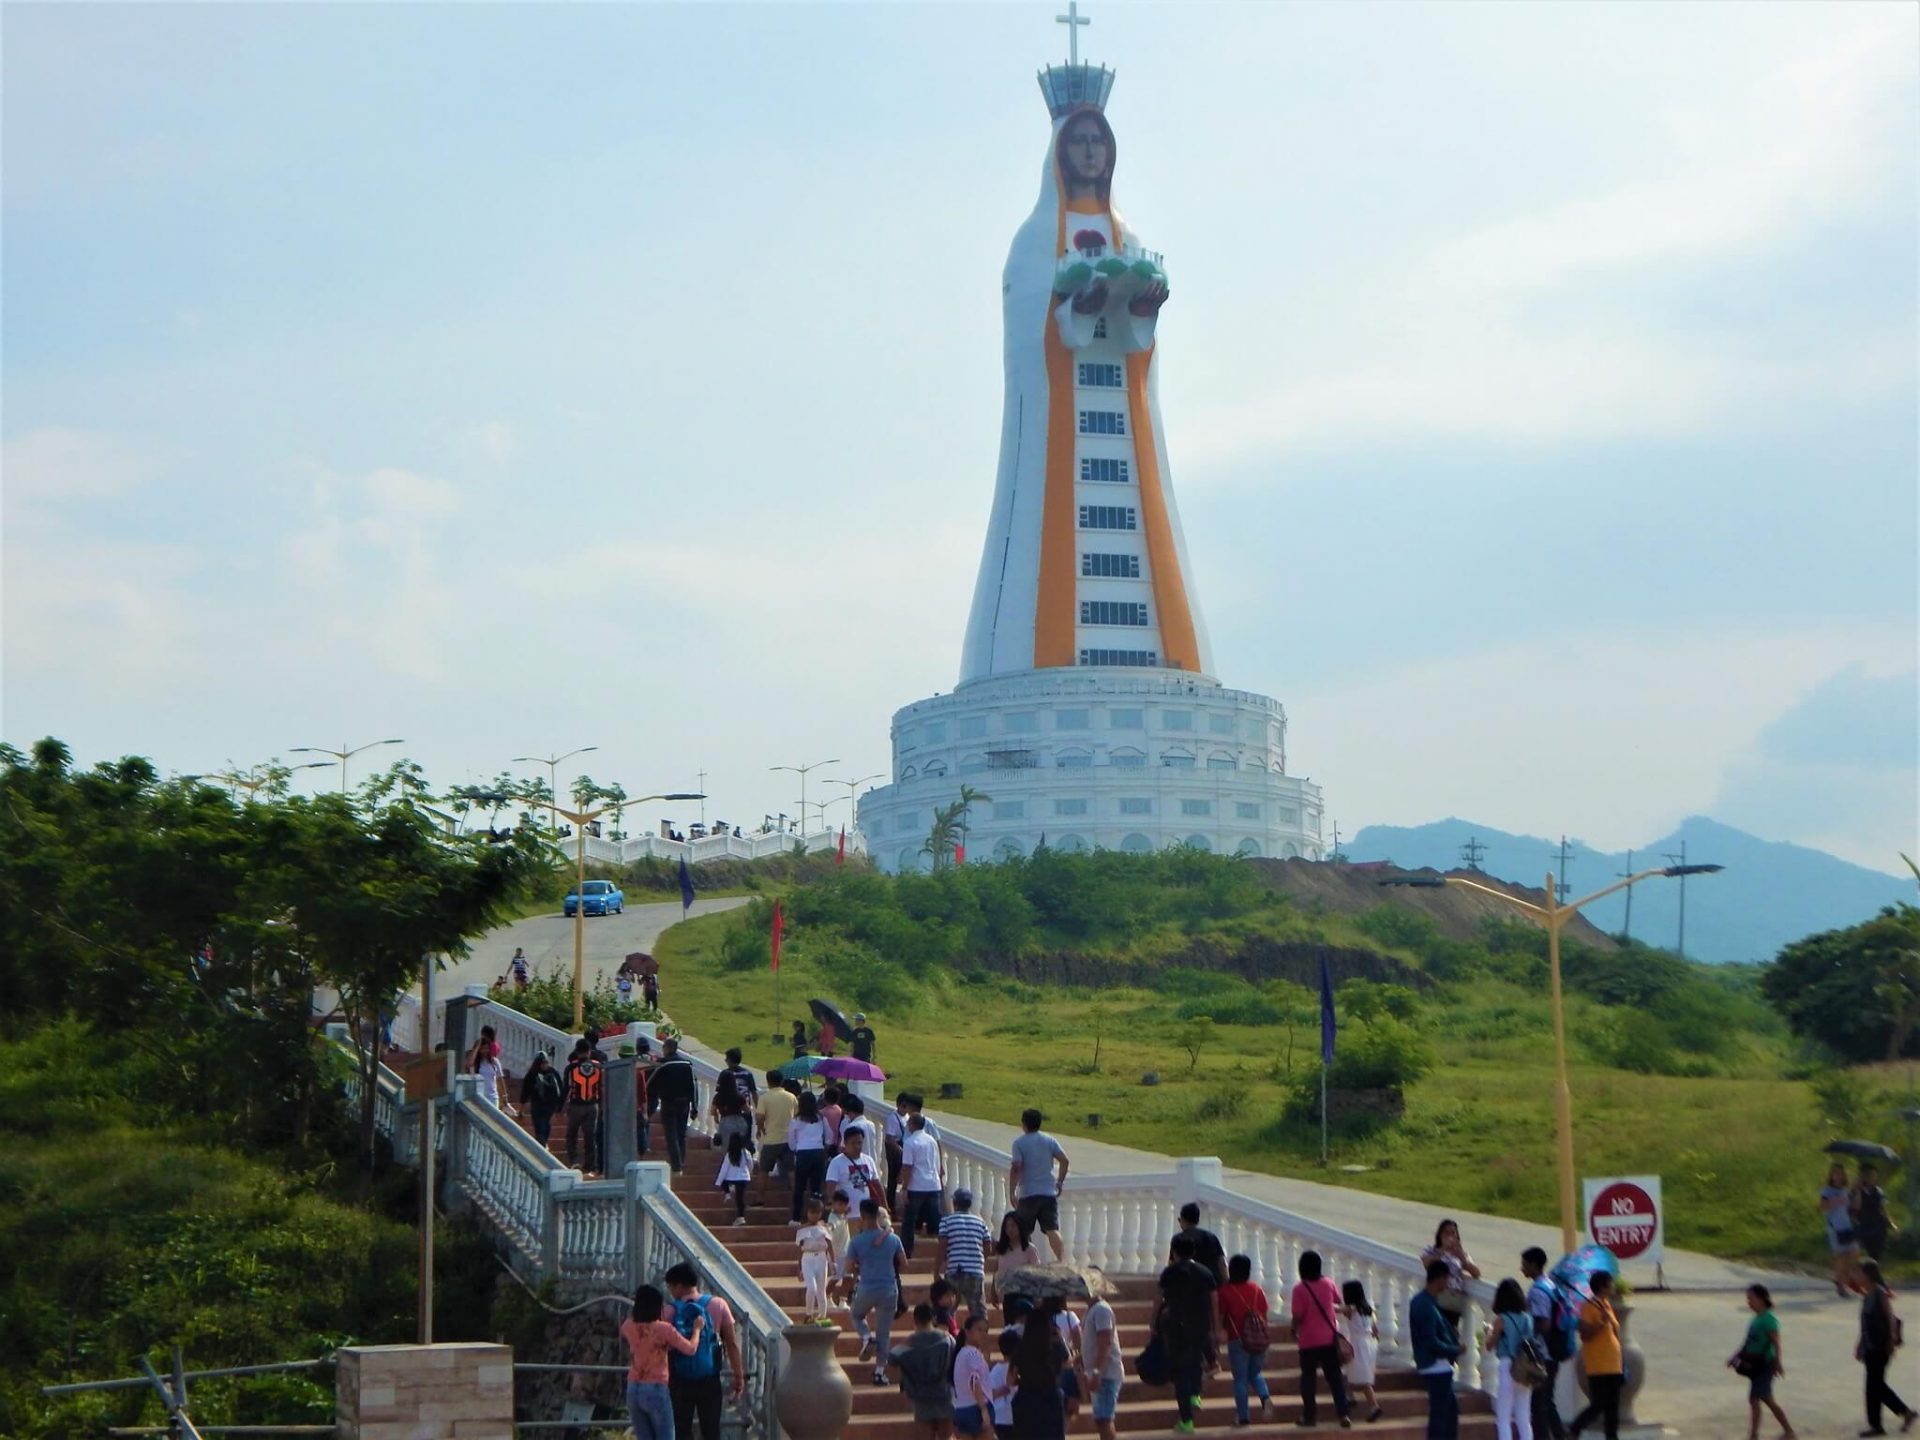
[648,1038,698,1173]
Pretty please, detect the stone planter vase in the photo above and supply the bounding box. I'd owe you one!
[776,1323,852,1440]
[1573,1304,1647,1423]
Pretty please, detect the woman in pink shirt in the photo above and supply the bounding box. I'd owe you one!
[1288,1250,1351,1428]
[820,1085,845,1157]
[620,1284,702,1440]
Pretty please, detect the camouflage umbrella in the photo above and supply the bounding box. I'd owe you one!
[998,1263,1115,1302]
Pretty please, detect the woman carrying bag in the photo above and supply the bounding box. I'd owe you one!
[1858,1260,1914,1436]
[1726,1284,1793,1440]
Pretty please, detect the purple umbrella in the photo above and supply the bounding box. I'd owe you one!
[815,1057,886,1083]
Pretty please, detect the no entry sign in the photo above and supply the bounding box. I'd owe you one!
[1584,1175,1664,1265]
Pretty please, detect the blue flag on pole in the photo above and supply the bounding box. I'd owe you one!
[678,855,695,914]
[1318,952,1337,1066]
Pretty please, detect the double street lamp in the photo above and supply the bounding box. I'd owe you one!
[289,738,407,793]
[826,773,884,833]
[209,761,331,799]
[512,747,599,828]
[520,788,705,1030]
[1382,862,1723,1255]
[771,758,839,838]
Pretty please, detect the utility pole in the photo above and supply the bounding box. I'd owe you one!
[1459,835,1487,872]
[1328,820,1342,862]
[1662,840,1689,956]
[1552,835,1574,901]
[697,770,708,829]
[1617,849,1635,942]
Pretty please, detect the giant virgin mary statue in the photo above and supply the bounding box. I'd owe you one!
[959,65,1215,684]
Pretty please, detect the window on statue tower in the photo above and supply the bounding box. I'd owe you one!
[1078,410,1126,436]
[1077,362,1124,388]
[1080,458,1131,484]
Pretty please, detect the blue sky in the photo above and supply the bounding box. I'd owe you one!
[4,1,1914,871]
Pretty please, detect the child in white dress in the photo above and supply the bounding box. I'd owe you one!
[715,1133,755,1226]
[796,1199,836,1319]
[825,1189,854,1309]
[1340,1279,1382,1424]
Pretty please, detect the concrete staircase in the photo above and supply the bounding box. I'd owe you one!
[486,1091,1495,1438]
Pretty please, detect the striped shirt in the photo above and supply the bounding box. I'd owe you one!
[937,1211,992,1276]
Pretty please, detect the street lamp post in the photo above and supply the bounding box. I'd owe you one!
[825,773,884,836]
[771,758,839,841]
[289,739,407,793]
[521,789,704,1030]
[511,747,599,829]
[209,762,332,799]
[1382,862,1723,1254]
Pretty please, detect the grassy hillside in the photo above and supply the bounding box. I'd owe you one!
[0,1022,496,1439]
[651,851,1865,1270]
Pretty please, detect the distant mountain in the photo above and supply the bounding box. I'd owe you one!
[1345,816,1913,965]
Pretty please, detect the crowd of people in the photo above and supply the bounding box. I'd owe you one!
[458,1013,1913,1440]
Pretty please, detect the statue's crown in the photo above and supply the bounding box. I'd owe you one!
[1037,63,1114,118]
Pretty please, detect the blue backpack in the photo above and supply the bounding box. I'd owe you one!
[1533,1279,1579,1362]
[670,1296,721,1381]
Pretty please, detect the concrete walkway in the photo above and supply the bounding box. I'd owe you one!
[440,895,750,995]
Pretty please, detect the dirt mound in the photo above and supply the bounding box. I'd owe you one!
[1244,858,1619,952]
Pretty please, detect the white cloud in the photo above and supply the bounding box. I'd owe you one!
[2,427,153,508]
[1180,18,1914,466]
[1292,621,1918,865]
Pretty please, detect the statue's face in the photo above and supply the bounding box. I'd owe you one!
[1060,113,1110,184]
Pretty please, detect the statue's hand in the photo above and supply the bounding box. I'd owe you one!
[1071,282,1110,316]
[1128,280,1169,316]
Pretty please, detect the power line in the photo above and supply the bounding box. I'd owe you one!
[1617,849,1635,943]
[1552,835,1574,901]
[1458,835,1487,872]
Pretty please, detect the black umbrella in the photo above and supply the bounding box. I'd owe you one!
[809,997,853,1035]
[1826,1139,1902,1166]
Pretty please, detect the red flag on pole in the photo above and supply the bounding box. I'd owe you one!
[770,899,784,972]
[953,843,966,866]
[836,826,846,866]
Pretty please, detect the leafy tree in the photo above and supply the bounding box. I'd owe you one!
[1176,1015,1214,1073]
[263,767,546,1173]
[1763,905,1920,1062]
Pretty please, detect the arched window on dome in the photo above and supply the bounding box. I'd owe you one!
[1053,834,1089,853]
[959,754,987,775]
[1109,747,1147,769]
[1235,838,1263,858]
[899,846,929,873]
[1282,842,1301,858]
[1121,833,1153,854]
[1186,833,1213,851]
[1160,748,1196,769]
[899,766,918,782]
[1055,748,1093,769]
[1207,751,1237,771]
[923,759,948,778]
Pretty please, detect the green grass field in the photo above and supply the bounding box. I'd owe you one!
[655,908,1851,1270]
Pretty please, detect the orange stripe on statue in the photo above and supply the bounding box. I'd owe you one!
[1126,346,1199,673]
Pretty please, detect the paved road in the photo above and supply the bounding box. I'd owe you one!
[442,896,750,996]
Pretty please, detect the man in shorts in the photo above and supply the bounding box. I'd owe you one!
[1007,1108,1070,1261]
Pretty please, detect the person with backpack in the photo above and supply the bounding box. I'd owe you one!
[1216,1253,1273,1426]
[1522,1247,1571,1440]
[562,1041,604,1175]
[1855,1163,1898,1262]
[1568,1272,1624,1440]
[1858,1259,1913,1435]
[890,1301,958,1440]
[1727,1283,1794,1440]
[1488,1278,1538,1440]
[620,1283,703,1440]
[520,1053,565,1148]
[648,1038,697,1174]
[1341,1279,1383,1425]
[1290,1249,1352,1429]
[662,1261,743,1440]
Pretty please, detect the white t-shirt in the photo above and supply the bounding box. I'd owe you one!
[902,1130,943,1192]
[987,1361,1014,1426]
[788,1117,828,1152]
[952,1344,991,1411]
[715,1152,754,1185]
[797,1223,834,1256]
[827,1152,881,1198]
[1083,1298,1123,1383]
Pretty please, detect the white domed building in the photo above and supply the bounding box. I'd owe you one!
[857,54,1324,872]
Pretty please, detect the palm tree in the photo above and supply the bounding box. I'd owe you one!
[922,785,991,870]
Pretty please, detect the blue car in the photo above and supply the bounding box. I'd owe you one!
[564,879,625,918]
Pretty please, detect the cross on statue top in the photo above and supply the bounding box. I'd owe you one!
[1057,1,1090,66]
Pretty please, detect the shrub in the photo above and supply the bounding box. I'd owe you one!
[1195,1083,1248,1122]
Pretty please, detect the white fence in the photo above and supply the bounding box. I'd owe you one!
[570,826,865,868]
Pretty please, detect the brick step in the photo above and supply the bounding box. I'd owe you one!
[834,1364,1431,1411]
[838,1405,1495,1440]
